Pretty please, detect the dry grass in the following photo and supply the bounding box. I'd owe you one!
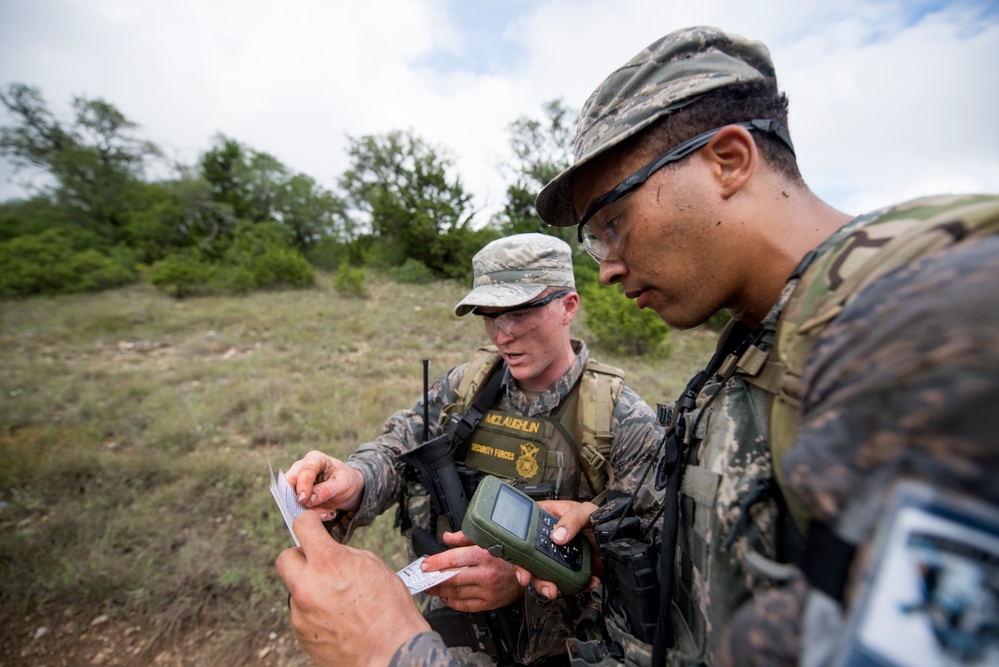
[0,272,717,665]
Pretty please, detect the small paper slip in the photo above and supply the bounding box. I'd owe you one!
[269,462,307,546]
[396,557,465,595]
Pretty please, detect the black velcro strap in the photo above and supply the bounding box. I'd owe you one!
[451,367,505,461]
[798,520,857,603]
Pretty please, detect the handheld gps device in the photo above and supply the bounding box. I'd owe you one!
[461,475,592,594]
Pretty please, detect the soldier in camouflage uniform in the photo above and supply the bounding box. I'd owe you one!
[276,27,998,667]
[526,25,999,667]
[280,233,664,666]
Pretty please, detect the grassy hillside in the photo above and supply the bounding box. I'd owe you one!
[0,273,718,666]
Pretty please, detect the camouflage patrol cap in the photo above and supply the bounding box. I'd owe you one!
[454,233,575,316]
[536,26,777,227]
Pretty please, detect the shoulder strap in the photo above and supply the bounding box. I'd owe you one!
[575,359,624,502]
[454,345,505,414]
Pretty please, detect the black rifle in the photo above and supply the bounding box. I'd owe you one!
[398,360,518,662]
[398,360,503,540]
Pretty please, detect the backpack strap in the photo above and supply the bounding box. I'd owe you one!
[576,359,624,503]
[448,346,505,419]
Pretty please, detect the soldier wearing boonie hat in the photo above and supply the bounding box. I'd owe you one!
[277,232,664,667]
[454,233,575,316]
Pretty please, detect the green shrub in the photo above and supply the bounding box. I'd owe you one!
[148,223,314,297]
[388,258,435,285]
[148,249,218,297]
[216,222,314,293]
[0,228,136,297]
[306,236,346,271]
[334,263,367,297]
[579,278,670,357]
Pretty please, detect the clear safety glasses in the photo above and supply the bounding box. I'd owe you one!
[577,119,795,262]
[476,289,572,338]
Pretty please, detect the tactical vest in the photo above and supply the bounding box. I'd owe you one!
[583,194,999,667]
[408,346,626,665]
[443,345,625,504]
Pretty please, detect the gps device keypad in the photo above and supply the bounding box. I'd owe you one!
[534,509,583,571]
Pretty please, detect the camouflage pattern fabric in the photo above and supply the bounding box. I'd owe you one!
[725,197,999,666]
[722,577,806,667]
[788,233,999,551]
[454,233,576,316]
[769,193,999,532]
[569,336,791,667]
[536,26,776,228]
[665,373,785,666]
[389,632,461,667]
[336,338,664,665]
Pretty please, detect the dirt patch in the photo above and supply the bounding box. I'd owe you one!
[2,606,312,667]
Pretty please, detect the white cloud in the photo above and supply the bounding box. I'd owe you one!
[1,0,996,222]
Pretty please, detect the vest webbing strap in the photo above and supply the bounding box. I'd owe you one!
[450,365,505,463]
[798,520,856,603]
[652,319,754,665]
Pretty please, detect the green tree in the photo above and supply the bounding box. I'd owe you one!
[337,129,477,278]
[0,83,160,242]
[495,99,576,241]
[199,135,344,251]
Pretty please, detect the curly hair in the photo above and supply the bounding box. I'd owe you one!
[630,78,804,185]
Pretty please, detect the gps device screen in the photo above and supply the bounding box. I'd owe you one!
[492,484,532,540]
[463,475,592,594]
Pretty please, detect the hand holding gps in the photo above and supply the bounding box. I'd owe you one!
[461,475,592,594]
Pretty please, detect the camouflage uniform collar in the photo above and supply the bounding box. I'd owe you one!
[502,339,589,417]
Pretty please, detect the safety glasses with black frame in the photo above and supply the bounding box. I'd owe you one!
[577,119,795,262]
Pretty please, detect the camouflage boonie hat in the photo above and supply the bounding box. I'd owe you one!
[536,26,776,227]
[454,233,575,316]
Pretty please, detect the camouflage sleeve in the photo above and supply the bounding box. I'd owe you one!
[388,632,462,667]
[722,576,806,667]
[785,236,999,540]
[606,385,665,528]
[778,236,999,664]
[341,363,468,536]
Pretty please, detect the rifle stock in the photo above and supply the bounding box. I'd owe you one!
[399,431,469,534]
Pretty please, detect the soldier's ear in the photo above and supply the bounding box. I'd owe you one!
[705,124,756,199]
[562,291,580,324]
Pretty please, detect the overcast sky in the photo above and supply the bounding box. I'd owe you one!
[1,0,997,223]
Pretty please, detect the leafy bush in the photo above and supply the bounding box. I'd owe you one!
[216,223,314,293]
[0,227,136,297]
[306,236,347,271]
[334,263,367,297]
[0,196,71,243]
[704,310,732,331]
[579,278,670,357]
[148,249,218,297]
[148,222,314,296]
[388,258,435,285]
